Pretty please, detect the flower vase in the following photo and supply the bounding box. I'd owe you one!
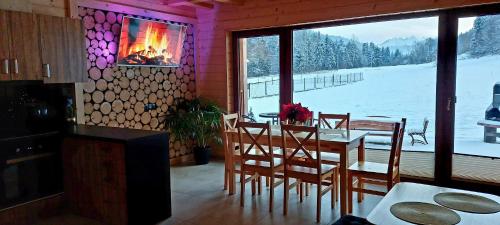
[294,121,305,126]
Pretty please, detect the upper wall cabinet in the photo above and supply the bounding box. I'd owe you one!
[0,10,11,81]
[39,14,87,83]
[0,10,87,83]
[10,11,43,81]
[0,11,42,81]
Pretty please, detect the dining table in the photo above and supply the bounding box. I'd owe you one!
[225,125,369,216]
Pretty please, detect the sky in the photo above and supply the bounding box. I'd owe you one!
[313,16,476,44]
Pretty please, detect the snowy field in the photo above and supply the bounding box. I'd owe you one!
[248,55,500,157]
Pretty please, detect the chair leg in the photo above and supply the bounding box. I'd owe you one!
[357,177,364,203]
[335,168,339,202]
[299,182,304,203]
[317,183,322,223]
[224,167,228,190]
[422,134,429,144]
[257,175,262,195]
[266,176,270,187]
[240,170,245,207]
[251,175,256,196]
[305,183,310,196]
[331,173,335,209]
[283,177,289,215]
[295,179,300,195]
[348,173,353,213]
[269,175,274,212]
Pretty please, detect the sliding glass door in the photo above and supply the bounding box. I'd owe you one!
[237,35,281,122]
[233,3,500,192]
[292,17,439,179]
[452,15,500,184]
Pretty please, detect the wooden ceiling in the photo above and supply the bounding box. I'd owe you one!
[91,0,244,20]
[147,0,244,9]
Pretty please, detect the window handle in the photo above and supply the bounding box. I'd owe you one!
[447,96,456,111]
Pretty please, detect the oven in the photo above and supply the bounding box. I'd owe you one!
[0,131,63,210]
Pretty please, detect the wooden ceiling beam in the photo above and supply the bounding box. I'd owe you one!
[214,0,244,5]
[164,0,214,9]
[91,0,197,18]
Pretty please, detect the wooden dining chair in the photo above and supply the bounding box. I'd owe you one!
[221,113,240,193]
[318,112,350,130]
[293,112,349,199]
[238,121,283,212]
[317,112,351,166]
[281,123,337,223]
[347,118,406,213]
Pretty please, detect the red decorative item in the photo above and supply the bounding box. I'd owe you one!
[279,103,313,124]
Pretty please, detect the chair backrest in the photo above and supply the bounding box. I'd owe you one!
[387,118,406,181]
[221,113,239,132]
[221,113,239,154]
[422,118,429,133]
[237,121,274,166]
[280,123,321,176]
[318,112,350,130]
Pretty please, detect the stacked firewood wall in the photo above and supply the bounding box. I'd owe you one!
[79,7,196,159]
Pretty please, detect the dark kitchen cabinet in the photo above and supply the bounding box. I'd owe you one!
[39,14,87,83]
[2,11,42,81]
[62,138,127,225]
[0,10,11,81]
[63,125,171,225]
[63,18,87,83]
[0,9,86,83]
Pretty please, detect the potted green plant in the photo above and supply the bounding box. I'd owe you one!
[164,98,222,165]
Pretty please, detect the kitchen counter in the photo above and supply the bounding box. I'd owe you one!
[67,124,167,142]
[63,125,171,225]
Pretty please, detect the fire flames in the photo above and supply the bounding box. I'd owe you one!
[127,23,173,62]
[118,17,186,66]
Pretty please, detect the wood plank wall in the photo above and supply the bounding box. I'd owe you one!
[195,0,500,111]
[0,0,69,17]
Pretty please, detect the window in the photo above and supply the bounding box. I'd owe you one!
[232,3,500,192]
[452,15,500,184]
[237,35,281,123]
[292,17,439,179]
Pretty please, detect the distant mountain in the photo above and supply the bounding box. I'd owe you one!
[326,35,364,48]
[380,36,424,54]
[327,35,351,43]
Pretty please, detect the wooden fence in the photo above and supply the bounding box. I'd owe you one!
[247,72,364,98]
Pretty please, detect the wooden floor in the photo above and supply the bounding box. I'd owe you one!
[161,161,382,225]
[38,161,383,225]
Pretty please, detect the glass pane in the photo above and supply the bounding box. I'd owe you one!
[239,35,280,123]
[293,17,439,179]
[453,16,500,184]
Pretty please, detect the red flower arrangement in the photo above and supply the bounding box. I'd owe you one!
[279,103,313,124]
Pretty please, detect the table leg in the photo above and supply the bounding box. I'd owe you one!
[339,146,349,216]
[358,137,365,161]
[357,137,365,202]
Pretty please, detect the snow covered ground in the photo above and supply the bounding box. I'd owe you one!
[248,55,500,157]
